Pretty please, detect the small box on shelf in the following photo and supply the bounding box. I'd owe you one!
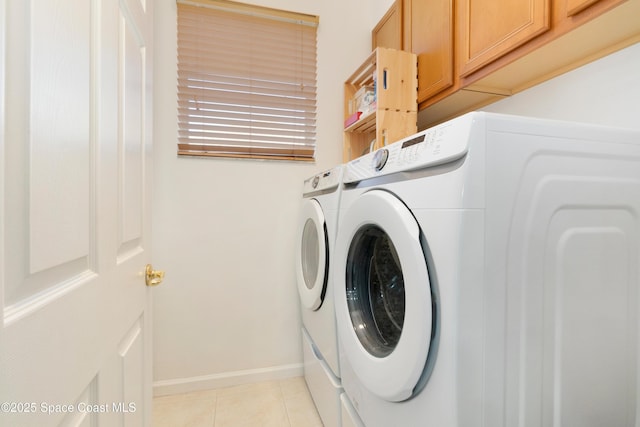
[344,112,362,128]
[348,86,376,116]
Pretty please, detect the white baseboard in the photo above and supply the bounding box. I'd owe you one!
[152,363,304,397]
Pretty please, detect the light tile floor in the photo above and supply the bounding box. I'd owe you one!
[152,377,323,427]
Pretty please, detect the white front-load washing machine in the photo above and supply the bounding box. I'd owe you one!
[334,112,640,427]
[296,165,343,426]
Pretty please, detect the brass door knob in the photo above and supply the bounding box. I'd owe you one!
[145,264,165,287]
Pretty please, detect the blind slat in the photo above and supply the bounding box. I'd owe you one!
[177,2,317,161]
[177,92,317,113]
[177,75,317,98]
[177,106,317,124]
[177,116,317,137]
[177,138,316,150]
[177,126,317,141]
[178,51,316,77]
[178,143,315,162]
[177,114,316,130]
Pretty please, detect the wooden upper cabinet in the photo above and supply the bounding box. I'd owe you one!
[372,0,403,50]
[565,0,602,15]
[404,0,455,104]
[457,0,551,77]
[371,0,635,127]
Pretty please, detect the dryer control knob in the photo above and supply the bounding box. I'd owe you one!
[373,148,389,171]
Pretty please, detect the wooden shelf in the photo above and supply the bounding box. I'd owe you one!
[344,111,376,133]
[343,47,417,162]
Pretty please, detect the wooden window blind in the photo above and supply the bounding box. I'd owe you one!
[177,0,319,161]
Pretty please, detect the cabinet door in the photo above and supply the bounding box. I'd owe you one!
[373,0,403,50]
[458,0,551,76]
[405,0,454,103]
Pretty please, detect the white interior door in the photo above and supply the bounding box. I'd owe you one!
[0,0,155,426]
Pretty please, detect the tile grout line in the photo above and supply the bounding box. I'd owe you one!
[211,393,218,427]
[278,379,294,427]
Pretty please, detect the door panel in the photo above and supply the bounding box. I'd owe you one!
[59,379,99,427]
[30,0,92,275]
[405,0,454,103]
[0,0,154,425]
[458,0,551,76]
[3,0,96,313]
[372,0,402,50]
[119,3,146,257]
[118,318,145,427]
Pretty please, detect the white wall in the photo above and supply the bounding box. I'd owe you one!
[482,42,640,129]
[152,0,380,395]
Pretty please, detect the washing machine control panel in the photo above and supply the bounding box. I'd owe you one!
[373,148,389,171]
[344,112,475,183]
[303,165,343,195]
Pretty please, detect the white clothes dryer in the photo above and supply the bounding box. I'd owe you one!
[334,112,640,427]
[296,165,344,427]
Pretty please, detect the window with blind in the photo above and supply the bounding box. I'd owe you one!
[177,0,318,161]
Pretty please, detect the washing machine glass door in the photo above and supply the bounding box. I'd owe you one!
[296,198,328,310]
[336,190,434,402]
